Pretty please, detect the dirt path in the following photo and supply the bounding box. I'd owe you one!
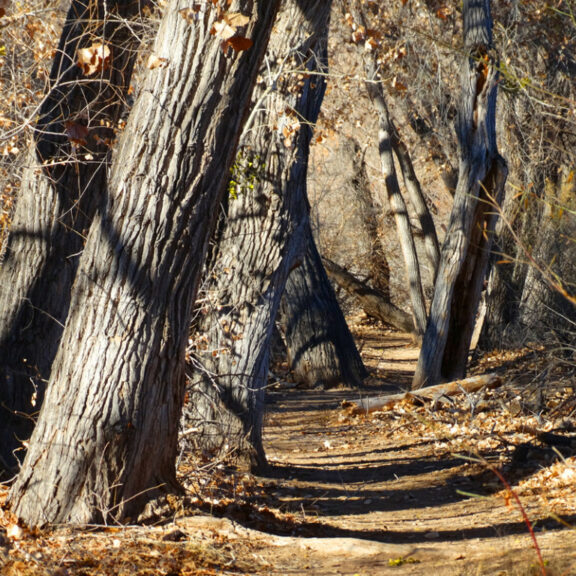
[236,329,576,575]
[2,328,576,576]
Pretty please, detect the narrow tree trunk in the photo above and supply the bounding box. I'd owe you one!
[185,0,332,468]
[0,0,141,471]
[413,0,507,389]
[349,2,428,335]
[280,228,368,388]
[391,131,440,278]
[9,0,280,527]
[348,138,391,298]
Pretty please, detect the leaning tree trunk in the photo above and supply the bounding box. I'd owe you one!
[0,0,141,471]
[412,0,507,389]
[280,226,368,388]
[322,257,416,335]
[349,2,428,335]
[9,0,281,527]
[185,0,332,468]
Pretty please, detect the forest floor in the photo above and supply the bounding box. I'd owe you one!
[2,318,576,575]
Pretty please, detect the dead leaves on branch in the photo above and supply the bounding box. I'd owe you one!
[176,2,253,54]
[77,42,111,76]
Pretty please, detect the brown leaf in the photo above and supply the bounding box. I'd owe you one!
[212,11,250,40]
[179,4,202,22]
[64,121,89,147]
[224,35,253,52]
[77,43,111,76]
[146,54,169,69]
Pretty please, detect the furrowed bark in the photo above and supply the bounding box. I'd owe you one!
[185,0,333,468]
[413,0,507,389]
[0,0,142,471]
[9,0,281,527]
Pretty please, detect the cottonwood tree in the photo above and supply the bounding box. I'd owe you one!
[480,2,576,348]
[413,0,507,388]
[347,0,440,336]
[185,0,338,467]
[280,225,368,388]
[0,0,142,471]
[8,0,281,527]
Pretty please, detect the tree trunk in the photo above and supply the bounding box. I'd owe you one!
[391,131,440,279]
[0,0,141,471]
[184,0,332,469]
[9,0,281,527]
[412,0,507,389]
[349,2,428,335]
[322,257,416,335]
[348,138,391,298]
[280,228,368,388]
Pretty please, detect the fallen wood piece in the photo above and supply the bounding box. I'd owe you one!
[322,257,417,336]
[344,373,502,415]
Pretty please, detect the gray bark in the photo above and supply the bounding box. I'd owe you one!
[350,1,428,335]
[413,0,507,389]
[281,229,368,388]
[185,0,332,468]
[9,0,281,527]
[0,0,141,471]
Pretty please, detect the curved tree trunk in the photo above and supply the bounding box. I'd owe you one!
[413,0,507,389]
[0,0,141,471]
[185,0,332,468]
[280,228,368,388]
[9,0,281,527]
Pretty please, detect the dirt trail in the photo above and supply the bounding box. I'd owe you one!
[2,328,576,576]
[234,330,576,575]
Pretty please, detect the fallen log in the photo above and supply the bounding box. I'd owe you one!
[344,373,502,415]
[322,257,417,335]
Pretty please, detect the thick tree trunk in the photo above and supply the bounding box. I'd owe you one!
[413,0,507,389]
[0,0,140,471]
[185,0,332,468]
[322,257,416,335]
[9,0,281,527]
[280,229,368,388]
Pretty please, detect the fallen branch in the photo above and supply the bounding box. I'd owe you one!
[322,257,417,335]
[344,373,502,414]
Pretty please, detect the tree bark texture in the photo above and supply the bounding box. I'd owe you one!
[322,257,415,335]
[9,0,281,527]
[347,138,391,298]
[0,0,141,471]
[350,2,428,336]
[280,228,368,388]
[412,0,507,389]
[184,0,332,468]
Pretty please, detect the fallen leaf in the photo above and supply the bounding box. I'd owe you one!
[64,121,89,147]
